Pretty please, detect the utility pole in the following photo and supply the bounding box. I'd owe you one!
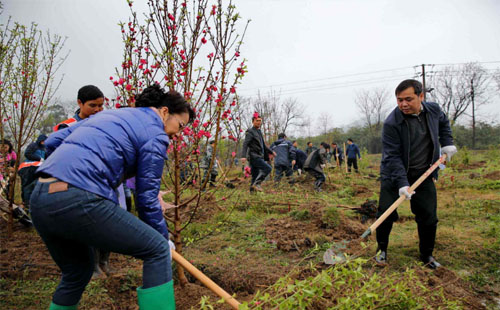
[471,78,475,149]
[421,64,426,101]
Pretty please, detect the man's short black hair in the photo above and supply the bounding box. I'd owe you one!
[331,142,337,146]
[292,140,297,144]
[347,138,353,143]
[278,133,286,139]
[307,141,312,145]
[78,85,104,104]
[395,79,423,96]
[321,142,330,149]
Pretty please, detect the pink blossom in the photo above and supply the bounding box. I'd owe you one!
[115,103,121,108]
[125,84,132,91]
[201,37,207,44]
[231,151,236,157]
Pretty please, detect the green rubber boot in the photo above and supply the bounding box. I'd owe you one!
[49,302,78,310]
[137,281,175,310]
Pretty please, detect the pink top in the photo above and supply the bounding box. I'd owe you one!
[0,151,17,181]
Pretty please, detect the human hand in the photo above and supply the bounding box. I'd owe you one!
[399,186,415,200]
[291,160,296,166]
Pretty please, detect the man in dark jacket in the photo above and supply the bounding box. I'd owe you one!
[346,138,361,173]
[305,141,317,156]
[270,133,296,182]
[375,79,457,269]
[304,142,329,191]
[330,142,344,167]
[292,141,307,175]
[241,114,275,191]
[18,134,48,210]
[24,134,47,161]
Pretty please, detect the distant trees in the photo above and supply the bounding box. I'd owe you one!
[247,90,305,142]
[428,62,491,125]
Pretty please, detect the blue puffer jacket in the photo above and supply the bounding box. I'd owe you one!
[380,102,453,189]
[270,138,296,167]
[38,107,170,239]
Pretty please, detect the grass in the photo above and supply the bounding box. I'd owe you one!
[2,149,499,309]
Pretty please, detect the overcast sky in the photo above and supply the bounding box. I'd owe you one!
[2,0,500,134]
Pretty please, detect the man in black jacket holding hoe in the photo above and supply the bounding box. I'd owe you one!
[241,114,275,192]
[375,79,457,269]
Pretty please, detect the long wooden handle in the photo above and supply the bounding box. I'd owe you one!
[171,250,241,309]
[361,154,447,238]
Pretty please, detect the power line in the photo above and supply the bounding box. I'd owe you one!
[238,65,414,93]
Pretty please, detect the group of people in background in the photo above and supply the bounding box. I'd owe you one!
[240,115,363,192]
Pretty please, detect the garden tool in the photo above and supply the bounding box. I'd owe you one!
[171,250,240,310]
[323,154,447,265]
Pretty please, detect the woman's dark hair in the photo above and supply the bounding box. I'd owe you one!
[321,142,330,149]
[78,85,104,104]
[0,139,13,153]
[135,85,195,123]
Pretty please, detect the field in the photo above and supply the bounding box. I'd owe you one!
[1,148,499,309]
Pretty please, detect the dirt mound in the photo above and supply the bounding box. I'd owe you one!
[265,209,366,253]
[484,171,500,180]
[416,267,488,310]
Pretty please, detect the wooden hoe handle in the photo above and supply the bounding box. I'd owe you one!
[361,154,447,238]
[171,250,241,309]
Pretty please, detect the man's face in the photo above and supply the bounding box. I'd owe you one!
[252,117,262,129]
[78,97,104,119]
[307,143,312,147]
[396,87,423,115]
[332,144,337,149]
[293,142,298,147]
[347,140,352,145]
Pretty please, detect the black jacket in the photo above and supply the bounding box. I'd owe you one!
[24,134,47,161]
[304,148,328,173]
[380,102,453,188]
[241,127,272,160]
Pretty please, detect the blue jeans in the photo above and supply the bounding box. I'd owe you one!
[249,157,272,186]
[30,181,172,306]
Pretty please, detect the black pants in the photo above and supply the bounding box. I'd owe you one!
[18,166,39,209]
[347,158,358,172]
[274,164,293,182]
[376,169,438,257]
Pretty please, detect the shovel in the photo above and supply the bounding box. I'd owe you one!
[324,154,447,265]
[172,250,241,309]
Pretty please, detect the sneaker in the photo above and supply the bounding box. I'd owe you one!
[374,250,387,266]
[421,255,441,269]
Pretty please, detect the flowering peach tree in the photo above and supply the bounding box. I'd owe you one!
[0,18,67,236]
[112,0,249,284]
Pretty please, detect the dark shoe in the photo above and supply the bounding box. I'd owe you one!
[374,250,387,266]
[421,255,441,269]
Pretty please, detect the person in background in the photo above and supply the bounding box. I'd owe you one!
[270,133,296,183]
[241,114,275,192]
[200,140,219,188]
[0,139,16,183]
[346,138,361,173]
[53,85,104,132]
[291,140,307,175]
[305,141,317,156]
[304,142,330,192]
[330,142,344,168]
[19,134,48,210]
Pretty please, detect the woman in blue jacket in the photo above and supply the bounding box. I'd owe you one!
[30,85,194,310]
